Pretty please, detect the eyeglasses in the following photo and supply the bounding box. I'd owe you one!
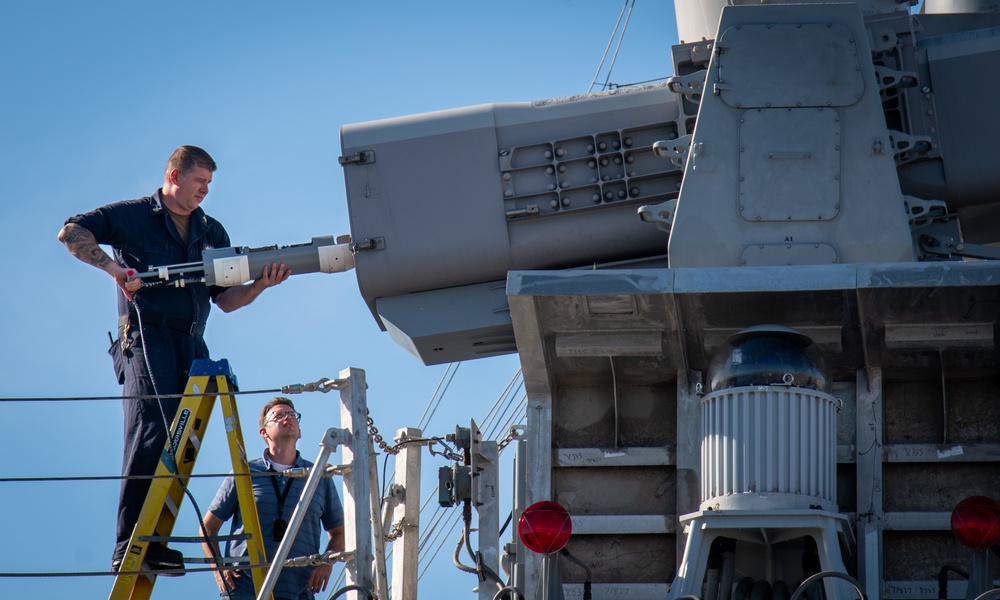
[266,410,301,424]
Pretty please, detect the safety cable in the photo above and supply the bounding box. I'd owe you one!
[604,75,672,88]
[378,366,520,491]
[369,364,524,573]
[419,509,464,581]
[0,376,335,403]
[417,362,462,432]
[599,0,636,92]
[479,368,523,432]
[484,384,524,441]
[495,402,527,456]
[588,0,632,93]
[331,364,527,595]
[419,503,457,557]
[0,470,298,483]
[417,497,456,555]
[0,551,352,579]
[1,338,531,593]
[416,362,454,429]
[0,357,340,592]
[338,380,526,591]
[0,387,285,403]
[2,361,524,587]
[414,372,526,584]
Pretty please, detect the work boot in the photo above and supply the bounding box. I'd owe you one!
[111,543,185,577]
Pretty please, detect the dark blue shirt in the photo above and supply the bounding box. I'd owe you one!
[66,190,230,326]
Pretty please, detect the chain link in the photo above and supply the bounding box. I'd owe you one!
[282,550,353,567]
[367,410,399,455]
[281,377,340,395]
[384,522,404,542]
[369,410,522,456]
[498,425,526,453]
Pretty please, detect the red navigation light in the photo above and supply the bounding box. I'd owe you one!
[518,501,572,555]
[951,496,1000,550]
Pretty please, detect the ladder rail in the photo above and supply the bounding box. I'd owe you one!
[218,385,271,596]
[109,359,272,600]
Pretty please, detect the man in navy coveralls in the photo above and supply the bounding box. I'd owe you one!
[58,145,291,572]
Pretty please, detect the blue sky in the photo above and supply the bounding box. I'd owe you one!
[0,2,677,598]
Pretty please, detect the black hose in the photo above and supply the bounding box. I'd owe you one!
[499,510,513,537]
[751,579,772,600]
[705,537,725,600]
[735,576,756,600]
[789,571,865,600]
[492,585,524,600]
[329,584,376,600]
[938,564,969,600]
[773,580,790,600]
[560,547,592,600]
[463,499,477,564]
[476,551,507,590]
[135,304,234,600]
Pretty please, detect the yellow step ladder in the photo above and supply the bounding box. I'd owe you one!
[109,359,272,600]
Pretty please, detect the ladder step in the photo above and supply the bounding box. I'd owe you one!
[139,534,252,543]
[184,556,256,566]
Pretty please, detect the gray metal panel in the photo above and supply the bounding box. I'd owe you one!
[563,583,669,600]
[739,108,841,222]
[896,16,1000,244]
[341,87,683,339]
[376,280,514,365]
[741,243,839,266]
[667,4,913,269]
[508,207,669,271]
[509,260,1000,381]
[671,263,858,293]
[508,268,675,297]
[570,514,676,535]
[554,447,675,467]
[718,23,864,108]
[342,109,511,319]
[923,27,1000,206]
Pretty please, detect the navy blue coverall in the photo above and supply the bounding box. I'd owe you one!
[66,190,231,561]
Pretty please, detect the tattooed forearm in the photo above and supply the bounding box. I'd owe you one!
[58,224,114,271]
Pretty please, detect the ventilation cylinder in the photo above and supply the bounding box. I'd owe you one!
[700,325,839,512]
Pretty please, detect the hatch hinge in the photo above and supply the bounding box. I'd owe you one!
[339,151,376,166]
[350,237,385,253]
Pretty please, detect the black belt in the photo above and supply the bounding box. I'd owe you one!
[119,310,205,336]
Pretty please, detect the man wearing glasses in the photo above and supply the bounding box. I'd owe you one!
[200,397,345,599]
